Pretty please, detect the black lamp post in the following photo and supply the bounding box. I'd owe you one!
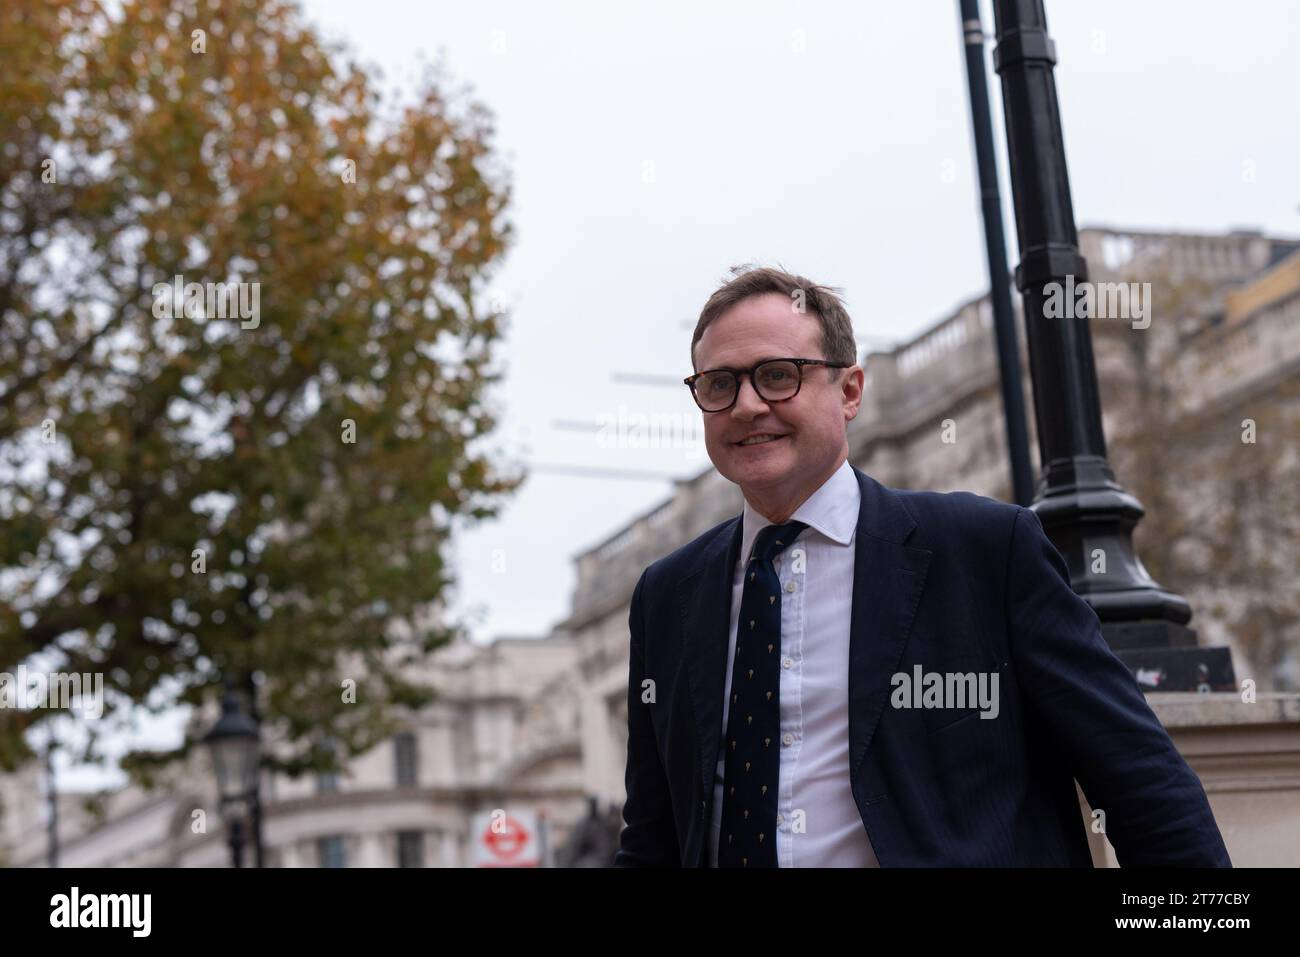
[202,680,261,867]
[957,0,1035,507]
[990,0,1233,691]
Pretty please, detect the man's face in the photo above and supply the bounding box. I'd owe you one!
[692,292,863,504]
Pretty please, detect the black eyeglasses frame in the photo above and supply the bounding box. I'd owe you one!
[683,357,850,412]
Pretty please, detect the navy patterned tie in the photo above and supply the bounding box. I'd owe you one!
[717,518,808,868]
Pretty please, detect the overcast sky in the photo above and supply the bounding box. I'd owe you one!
[51,0,1300,788]
[297,0,1299,644]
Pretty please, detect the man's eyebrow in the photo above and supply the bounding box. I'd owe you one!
[701,355,788,370]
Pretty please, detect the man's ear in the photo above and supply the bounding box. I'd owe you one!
[841,365,865,420]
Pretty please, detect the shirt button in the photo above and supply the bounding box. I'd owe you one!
[782,657,794,669]
[776,813,785,826]
[784,581,796,593]
[782,732,794,747]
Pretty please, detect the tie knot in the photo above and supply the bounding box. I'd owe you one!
[751,520,808,564]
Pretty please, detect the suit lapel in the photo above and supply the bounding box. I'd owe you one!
[677,516,743,796]
[847,468,931,779]
[673,466,932,796]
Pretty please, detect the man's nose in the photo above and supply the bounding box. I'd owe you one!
[730,374,769,419]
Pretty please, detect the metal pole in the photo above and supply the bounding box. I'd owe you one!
[228,813,245,868]
[958,0,1034,506]
[45,739,59,868]
[244,670,266,868]
[249,789,265,868]
[538,810,550,868]
[990,0,1233,690]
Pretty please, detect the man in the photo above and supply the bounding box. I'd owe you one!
[612,266,1230,867]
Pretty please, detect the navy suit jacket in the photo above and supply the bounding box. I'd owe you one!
[613,465,1231,867]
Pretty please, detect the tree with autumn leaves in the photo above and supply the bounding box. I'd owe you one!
[0,0,520,781]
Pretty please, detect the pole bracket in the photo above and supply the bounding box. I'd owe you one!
[1014,245,1089,290]
[993,29,1057,72]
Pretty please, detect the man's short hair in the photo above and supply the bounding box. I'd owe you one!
[690,265,858,376]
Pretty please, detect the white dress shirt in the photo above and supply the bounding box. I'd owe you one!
[708,458,879,867]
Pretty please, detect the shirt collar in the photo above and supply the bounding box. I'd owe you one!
[738,459,859,566]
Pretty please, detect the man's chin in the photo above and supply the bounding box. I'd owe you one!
[725,456,793,489]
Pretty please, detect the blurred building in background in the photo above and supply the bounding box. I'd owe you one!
[4,224,1298,866]
[2,633,586,866]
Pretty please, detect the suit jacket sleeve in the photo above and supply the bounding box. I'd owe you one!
[612,569,682,866]
[1006,506,1231,867]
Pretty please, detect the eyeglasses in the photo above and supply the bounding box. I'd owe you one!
[683,357,849,412]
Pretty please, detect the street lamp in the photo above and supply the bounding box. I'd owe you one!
[989,0,1233,690]
[202,680,261,867]
[957,0,1035,508]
